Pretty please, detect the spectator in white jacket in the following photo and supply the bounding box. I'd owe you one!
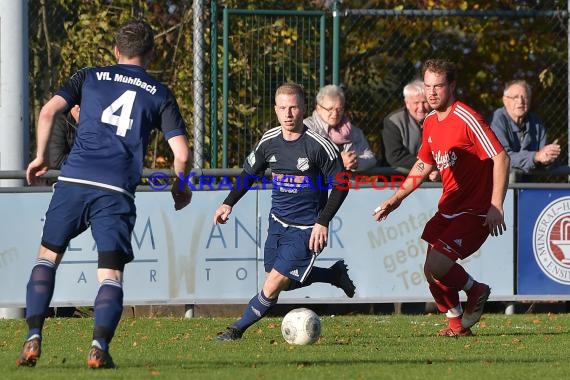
[304,85,377,172]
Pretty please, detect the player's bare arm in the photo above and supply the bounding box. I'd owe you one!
[168,135,192,210]
[415,161,425,172]
[485,150,510,236]
[27,96,69,185]
[309,223,328,254]
[373,158,433,221]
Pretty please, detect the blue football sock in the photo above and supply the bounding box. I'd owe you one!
[93,279,123,352]
[287,266,334,291]
[234,290,277,332]
[25,259,57,339]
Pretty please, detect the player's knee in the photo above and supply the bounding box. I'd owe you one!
[262,273,289,299]
[97,268,123,283]
[38,244,63,265]
[425,247,455,279]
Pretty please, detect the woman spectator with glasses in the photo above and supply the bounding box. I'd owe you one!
[490,79,560,174]
[304,84,377,172]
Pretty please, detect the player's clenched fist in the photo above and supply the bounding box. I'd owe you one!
[214,204,232,224]
[171,177,192,211]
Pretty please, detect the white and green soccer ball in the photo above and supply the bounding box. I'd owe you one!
[281,307,321,345]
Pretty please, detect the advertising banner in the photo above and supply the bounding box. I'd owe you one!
[518,189,570,295]
[0,188,514,306]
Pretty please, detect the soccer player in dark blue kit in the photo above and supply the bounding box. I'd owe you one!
[17,20,192,368]
[214,83,355,341]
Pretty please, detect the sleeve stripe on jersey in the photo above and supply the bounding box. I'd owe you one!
[255,126,282,150]
[306,129,339,160]
[454,105,498,158]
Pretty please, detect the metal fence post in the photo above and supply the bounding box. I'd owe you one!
[221,7,229,168]
[0,0,27,319]
[332,0,341,85]
[193,0,205,169]
[210,0,219,168]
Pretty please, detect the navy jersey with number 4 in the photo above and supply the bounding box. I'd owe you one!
[244,125,344,226]
[55,64,187,196]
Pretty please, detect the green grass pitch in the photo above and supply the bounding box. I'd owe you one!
[1,313,568,379]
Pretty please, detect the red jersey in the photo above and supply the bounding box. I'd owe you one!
[418,101,504,215]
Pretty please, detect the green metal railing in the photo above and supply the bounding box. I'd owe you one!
[217,9,327,168]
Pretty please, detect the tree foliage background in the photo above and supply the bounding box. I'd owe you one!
[28,0,568,170]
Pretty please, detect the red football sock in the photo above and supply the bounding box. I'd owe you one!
[429,280,459,313]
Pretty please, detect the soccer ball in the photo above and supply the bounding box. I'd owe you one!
[281,307,321,345]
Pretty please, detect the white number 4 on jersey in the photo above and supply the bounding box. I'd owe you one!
[101,90,136,137]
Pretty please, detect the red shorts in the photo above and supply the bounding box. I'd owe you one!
[421,212,489,260]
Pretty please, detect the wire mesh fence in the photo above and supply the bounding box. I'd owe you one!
[340,8,569,174]
[26,1,570,181]
[218,9,326,168]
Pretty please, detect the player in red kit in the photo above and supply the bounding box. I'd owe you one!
[373,59,510,336]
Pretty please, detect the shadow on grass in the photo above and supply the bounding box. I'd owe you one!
[409,329,570,338]
[117,355,566,370]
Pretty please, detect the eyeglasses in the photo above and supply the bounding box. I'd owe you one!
[318,104,344,114]
[424,83,447,92]
[504,94,529,102]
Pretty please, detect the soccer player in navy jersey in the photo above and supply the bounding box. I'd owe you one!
[214,83,355,341]
[17,20,192,368]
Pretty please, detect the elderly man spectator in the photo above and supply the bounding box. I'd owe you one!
[490,79,560,174]
[304,84,377,172]
[382,79,438,180]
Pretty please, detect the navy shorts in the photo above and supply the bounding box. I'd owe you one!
[41,182,136,269]
[264,216,317,283]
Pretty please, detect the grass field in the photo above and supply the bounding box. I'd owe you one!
[1,312,569,379]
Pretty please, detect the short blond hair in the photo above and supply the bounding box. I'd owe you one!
[275,83,306,104]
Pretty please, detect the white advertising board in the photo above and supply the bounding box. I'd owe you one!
[0,188,514,306]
